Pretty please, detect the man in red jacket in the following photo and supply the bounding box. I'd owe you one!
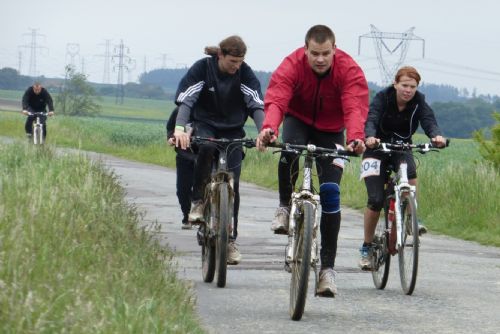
[257,25,368,297]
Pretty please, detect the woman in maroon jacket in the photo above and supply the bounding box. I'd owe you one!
[257,25,368,297]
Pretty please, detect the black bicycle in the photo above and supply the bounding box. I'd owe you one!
[193,136,255,288]
[370,140,449,295]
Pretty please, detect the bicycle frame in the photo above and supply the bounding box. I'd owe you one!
[380,143,417,249]
[272,142,356,320]
[28,112,48,145]
[193,136,255,288]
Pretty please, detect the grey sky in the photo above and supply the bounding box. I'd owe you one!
[1,0,499,95]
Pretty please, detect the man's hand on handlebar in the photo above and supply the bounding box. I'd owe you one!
[347,139,366,155]
[256,128,277,151]
[48,111,55,117]
[174,128,190,150]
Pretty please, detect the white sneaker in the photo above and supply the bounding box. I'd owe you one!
[227,241,241,265]
[188,200,204,222]
[317,268,337,297]
[271,206,290,235]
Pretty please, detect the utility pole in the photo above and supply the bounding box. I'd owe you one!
[19,28,47,77]
[65,43,80,70]
[358,25,425,85]
[112,40,132,104]
[96,39,112,84]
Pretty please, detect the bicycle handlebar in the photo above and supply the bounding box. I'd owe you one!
[27,111,49,116]
[377,139,450,153]
[191,136,256,148]
[267,142,359,157]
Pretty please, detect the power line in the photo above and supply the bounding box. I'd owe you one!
[18,28,47,77]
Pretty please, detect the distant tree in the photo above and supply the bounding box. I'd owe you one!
[473,112,500,169]
[432,98,496,138]
[0,67,32,89]
[57,65,101,116]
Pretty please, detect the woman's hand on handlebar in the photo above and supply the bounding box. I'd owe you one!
[431,135,447,148]
[365,136,380,149]
[256,128,277,151]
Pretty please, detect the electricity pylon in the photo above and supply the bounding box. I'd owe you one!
[359,25,425,85]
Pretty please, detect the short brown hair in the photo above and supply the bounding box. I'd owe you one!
[395,66,421,85]
[305,25,335,47]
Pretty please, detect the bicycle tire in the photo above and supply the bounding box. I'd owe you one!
[33,124,43,145]
[215,183,230,288]
[398,195,419,295]
[201,220,215,283]
[372,197,392,289]
[289,200,314,321]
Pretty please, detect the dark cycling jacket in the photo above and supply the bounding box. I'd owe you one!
[262,47,369,143]
[22,86,54,112]
[175,55,264,131]
[365,86,442,142]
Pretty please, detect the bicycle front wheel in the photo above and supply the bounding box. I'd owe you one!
[215,183,231,288]
[398,195,419,295]
[289,200,314,321]
[201,223,215,283]
[33,124,43,145]
[372,198,391,289]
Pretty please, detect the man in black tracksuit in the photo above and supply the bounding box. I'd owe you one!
[21,82,55,138]
[172,36,264,265]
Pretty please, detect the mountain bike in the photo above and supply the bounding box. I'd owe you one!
[27,111,48,145]
[270,142,357,320]
[370,140,449,295]
[193,136,255,288]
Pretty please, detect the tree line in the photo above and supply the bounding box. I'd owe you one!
[0,66,497,139]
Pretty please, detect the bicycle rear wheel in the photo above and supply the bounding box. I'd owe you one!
[215,183,231,288]
[289,201,314,321]
[372,198,391,289]
[398,195,419,295]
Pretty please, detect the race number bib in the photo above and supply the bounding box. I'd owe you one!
[360,158,381,180]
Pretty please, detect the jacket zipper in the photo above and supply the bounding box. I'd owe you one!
[312,77,321,126]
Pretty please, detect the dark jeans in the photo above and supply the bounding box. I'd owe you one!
[176,152,195,222]
[279,115,345,268]
[25,114,47,137]
[192,122,245,240]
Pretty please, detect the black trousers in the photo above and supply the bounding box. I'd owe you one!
[176,152,195,222]
[279,115,345,268]
[25,114,47,137]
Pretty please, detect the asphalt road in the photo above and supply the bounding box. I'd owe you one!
[87,153,500,333]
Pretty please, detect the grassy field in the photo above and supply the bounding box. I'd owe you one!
[0,142,203,333]
[1,109,498,247]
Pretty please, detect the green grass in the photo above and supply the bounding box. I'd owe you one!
[0,142,203,333]
[1,110,499,246]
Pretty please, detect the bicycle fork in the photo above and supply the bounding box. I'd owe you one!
[394,163,416,249]
[285,195,321,268]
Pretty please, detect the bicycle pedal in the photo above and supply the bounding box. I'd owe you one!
[284,263,291,273]
[273,228,288,235]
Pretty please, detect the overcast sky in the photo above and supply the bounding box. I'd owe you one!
[2,0,500,95]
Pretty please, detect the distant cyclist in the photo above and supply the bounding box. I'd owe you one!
[21,82,55,139]
[359,66,447,271]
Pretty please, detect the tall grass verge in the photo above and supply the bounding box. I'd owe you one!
[1,111,498,246]
[0,142,203,333]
